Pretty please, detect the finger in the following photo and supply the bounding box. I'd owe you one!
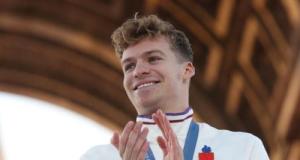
[123,121,143,159]
[152,111,168,139]
[131,127,149,159]
[152,113,163,133]
[169,130,175,151]
[111,132,119,149]
[153,116,167,140]
[157,136,168,156]
[167,130,176,159]
[159,110,172,132]
[137,141,149,160]
[119,121,135,157]
[157,110,171,140]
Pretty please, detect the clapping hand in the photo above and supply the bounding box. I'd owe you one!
[152,110,184,160]
[111,121,149,160]
[111,109,183,160]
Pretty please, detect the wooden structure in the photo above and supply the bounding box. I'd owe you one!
[0,0,299,159]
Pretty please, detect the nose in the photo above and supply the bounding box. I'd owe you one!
[133,61,150,78]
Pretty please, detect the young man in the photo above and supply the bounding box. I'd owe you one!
[81,15,269,160]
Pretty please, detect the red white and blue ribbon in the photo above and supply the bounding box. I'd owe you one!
[145,120,199,160]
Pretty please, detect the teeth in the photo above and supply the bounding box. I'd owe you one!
[137,82,155,89]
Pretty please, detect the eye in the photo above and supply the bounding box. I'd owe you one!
[148,56,162,63]
[124,63,135,72]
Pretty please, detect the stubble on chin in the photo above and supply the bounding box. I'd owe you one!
[133,98,162,115]
[130,90,164,114]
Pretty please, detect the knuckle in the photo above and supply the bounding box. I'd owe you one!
[131,152,137,159]
[120,138,126,144]
[132,127,139,134]
[133,146,140,153]
[126,140,134,148]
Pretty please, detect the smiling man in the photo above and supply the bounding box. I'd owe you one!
[121,35,193,115]
[81,15,269,160]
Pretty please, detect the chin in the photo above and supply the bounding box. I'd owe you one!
[137,105,159,115]
[135,98,161,113]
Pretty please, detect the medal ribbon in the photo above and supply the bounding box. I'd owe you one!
[145,121,199,160]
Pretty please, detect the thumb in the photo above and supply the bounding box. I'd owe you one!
[110,132,119,149]
[157,136,168,156]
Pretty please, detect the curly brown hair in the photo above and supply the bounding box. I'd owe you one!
[111,14,193,62]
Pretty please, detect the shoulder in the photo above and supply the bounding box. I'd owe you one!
[197,122,269,159]
[199,122,259,139]
[80,144,121,160]
[198,122,264,148]
[194,122,269,159]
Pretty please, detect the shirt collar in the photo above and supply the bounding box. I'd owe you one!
[136,107,193,124]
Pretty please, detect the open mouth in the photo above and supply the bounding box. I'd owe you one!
[134,81,160,90]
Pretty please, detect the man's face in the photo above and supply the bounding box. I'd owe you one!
[121,36,192,114]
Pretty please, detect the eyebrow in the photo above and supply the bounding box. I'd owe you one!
[121,49,165,64]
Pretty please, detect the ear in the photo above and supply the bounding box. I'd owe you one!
[183,62,195,80]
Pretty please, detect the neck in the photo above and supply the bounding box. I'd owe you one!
[137,107,193,124]
[136,100,189,115]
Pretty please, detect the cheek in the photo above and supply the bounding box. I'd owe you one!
[175,65,185,81]
[167,69,184,86]
[123,75,131,91]
[167,66,182,80]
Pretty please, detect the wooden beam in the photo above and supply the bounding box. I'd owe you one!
[0,13,121,71]
[276,57,300,139]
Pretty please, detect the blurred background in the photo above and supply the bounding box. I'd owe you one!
[0,0,299,160]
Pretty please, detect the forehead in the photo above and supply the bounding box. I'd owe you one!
[121,36,172,61]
